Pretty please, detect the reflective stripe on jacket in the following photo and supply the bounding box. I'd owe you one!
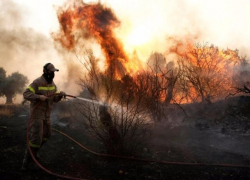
[23,75,61,116]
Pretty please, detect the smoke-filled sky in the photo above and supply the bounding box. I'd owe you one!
[1,0,250,103]
[12,0,250,56]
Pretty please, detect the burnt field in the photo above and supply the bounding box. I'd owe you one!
[1,96,250,180]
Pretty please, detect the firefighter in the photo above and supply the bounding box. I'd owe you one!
[21,63,66,170]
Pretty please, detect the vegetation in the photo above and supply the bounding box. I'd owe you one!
[72,51,152,155]
[0,106,14,117]
[0,67,28,104]
[70,42,250,155]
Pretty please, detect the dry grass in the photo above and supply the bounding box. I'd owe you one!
[0,107,14,117]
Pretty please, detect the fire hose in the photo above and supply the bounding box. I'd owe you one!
[27,94,250,180]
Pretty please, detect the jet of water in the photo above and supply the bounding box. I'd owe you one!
[75,96,122,112]
[76,97,106,106]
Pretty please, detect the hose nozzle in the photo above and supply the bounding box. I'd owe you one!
[65,94,77,98]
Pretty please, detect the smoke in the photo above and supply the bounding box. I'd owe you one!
[106,0,250,59]
[54,0,250,73]
[54,1,133,78]
[1,0,250,103]
[0,0,81,103]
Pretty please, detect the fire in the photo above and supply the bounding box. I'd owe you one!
[168,39,242,103]
[54,0,245,104]
[54,1,140,78]
[169,39,241,66]
[126,25,152,47]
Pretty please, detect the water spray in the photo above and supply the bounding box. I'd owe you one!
[75,96,106,106]
[65,95,115,112]
[63,94,106,106]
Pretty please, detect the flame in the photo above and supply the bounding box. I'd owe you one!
[126,25,152,47]
[54,1,244,104]
[169,39,241,103]
[54,1,140,78]
[169,39,241,66]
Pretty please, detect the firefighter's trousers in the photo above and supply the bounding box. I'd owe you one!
[29,109,52,148]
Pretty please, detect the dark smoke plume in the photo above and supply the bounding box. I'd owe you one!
[54,1,129,78]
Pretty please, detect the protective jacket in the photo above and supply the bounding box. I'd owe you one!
[23,75,62,148]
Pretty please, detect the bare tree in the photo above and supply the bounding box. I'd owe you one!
[135,52,181,121]
[132,53,167,122]
[177,43,240,103]
[164,61,182,105]
[75,51,152,155]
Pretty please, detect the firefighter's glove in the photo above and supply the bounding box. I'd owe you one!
[39,95,47,101]
[60,91,66,98]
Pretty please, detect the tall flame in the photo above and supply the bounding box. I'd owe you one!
[54,1,141,78]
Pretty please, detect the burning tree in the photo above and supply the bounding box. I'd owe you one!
[173,43,241,103]
[54,1,140,78]
[147,53,182,106]
[164,61,182,105]
[131,52,181,121]
[53,1,154,154]
[0,67,28,104]
[71,51,152,155]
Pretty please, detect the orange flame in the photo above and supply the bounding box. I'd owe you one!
[54,1,244,104]
[168,38,242,103]
[54,1,140,78]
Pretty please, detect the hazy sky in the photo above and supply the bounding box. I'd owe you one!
[12,0,250,55]
[1,0,250,103]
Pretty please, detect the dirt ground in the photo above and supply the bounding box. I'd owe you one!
[1,104,250,180]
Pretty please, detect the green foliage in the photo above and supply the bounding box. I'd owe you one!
[0,67,28,103]
[0,68,7,97]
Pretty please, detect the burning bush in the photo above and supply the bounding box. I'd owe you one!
[171,42,242,103]
[71,51,152,155]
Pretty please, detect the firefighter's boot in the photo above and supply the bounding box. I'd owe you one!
[21,148,32,171]
[21,147,39,171]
